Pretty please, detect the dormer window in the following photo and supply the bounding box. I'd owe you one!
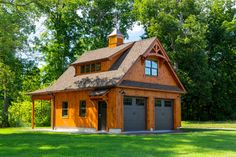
[81,63,101,74]
[145,60,158,76]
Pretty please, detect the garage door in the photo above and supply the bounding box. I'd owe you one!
[124,96,146,131]
[155,99,173,130]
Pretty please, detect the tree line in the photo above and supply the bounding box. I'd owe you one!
[0,0,235,127]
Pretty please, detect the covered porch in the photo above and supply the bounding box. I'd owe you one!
[30,88,121,132]
[31,94,54,129]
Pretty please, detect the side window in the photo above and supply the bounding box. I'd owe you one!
[62,101,68,117]
[145,60,158,76]
[79,100,86,117]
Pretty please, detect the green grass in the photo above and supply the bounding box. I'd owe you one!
[182,121,236,129]
[1,127,236,157]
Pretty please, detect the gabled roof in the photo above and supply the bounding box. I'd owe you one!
[72,42,133,65]
[30,37,185,95]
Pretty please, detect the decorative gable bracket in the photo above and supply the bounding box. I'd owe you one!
[142,44,168,61]
[141,43,168,68]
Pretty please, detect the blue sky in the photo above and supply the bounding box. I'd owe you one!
[33,17,145,43]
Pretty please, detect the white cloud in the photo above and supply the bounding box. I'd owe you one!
[128,22,144,33]
[125,22,145,42]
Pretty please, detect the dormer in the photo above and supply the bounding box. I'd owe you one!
[72,43,132,76]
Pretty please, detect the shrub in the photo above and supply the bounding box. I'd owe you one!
[8,100,51,127]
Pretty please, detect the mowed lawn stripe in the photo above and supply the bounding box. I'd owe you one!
[0,128,236,157]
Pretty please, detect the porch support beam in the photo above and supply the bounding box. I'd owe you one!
[32,99,35,129]
[51,97,55,130]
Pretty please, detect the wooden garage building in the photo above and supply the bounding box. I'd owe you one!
[30,29,186,132]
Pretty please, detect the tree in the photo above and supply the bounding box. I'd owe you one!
[134,0,236,120]
[79,0,134,49]
[34,0,134,84]
[0,1,36,127]
[0,62,15,127]
[205,0,236,120]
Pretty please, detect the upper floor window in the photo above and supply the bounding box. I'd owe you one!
[80,63,101,74]
[145,60,158,76]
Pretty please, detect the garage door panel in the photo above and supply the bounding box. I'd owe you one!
[124,96,146,131]
[155,99,173,130]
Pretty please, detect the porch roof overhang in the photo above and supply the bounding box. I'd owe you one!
[89,89,110,100]
[89,89,109,96]
[31,94,53,101]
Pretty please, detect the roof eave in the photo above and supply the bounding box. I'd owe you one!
[117,85,186,94]
[28,85,118,96]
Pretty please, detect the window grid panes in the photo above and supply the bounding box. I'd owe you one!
[164,100,172,107]
[80,63,101,74]
[155,99,162,107]
[95,63,101,71]
[145,60,158,76]
[136,98,146,106]
[85,65,90,73]
[62,102,68,117]
[80,66,85,74]
[79,100,86,117]
[91,64,95,72]
[124,97,132,106]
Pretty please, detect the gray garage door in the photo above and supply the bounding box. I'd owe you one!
[155,99,173,130]
[124,96,146,131]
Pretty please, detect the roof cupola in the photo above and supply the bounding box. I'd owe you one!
[108,28,124,48]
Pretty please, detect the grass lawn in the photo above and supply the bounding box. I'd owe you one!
[182,121,236,129]
[0,126,236,157]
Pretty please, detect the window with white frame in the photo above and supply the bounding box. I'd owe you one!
[145,60,158,76]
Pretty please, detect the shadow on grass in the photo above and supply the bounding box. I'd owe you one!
[0,130,236,157]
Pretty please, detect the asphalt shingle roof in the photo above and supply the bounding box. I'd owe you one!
[30,37,165,95]
[72,42,133,64]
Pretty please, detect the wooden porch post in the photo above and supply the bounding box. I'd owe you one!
[32,99,35,129]
[51,97,55,130]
